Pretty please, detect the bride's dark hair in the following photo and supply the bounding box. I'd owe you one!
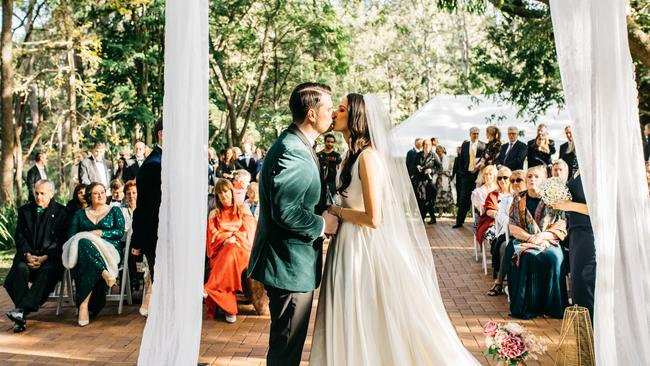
[338,93,372,197]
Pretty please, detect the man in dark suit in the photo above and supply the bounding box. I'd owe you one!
[559,126,579,176]
[238,142,258,181]
[414,139,442,224]
[451,146,462,207]
[526,123,556,155]
[26,151,48,202]
[4,180,67,333]
[453,127,485,228]
[123,141,146,182]
[405,138,424,181]
[498,126,527,171]
[78,142,113,188]
[248,82,339,366]
[642,123,650,162]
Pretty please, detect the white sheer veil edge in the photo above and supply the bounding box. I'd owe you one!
[137,0,209,365]
[549,1,650,365]
[362,94,480,364]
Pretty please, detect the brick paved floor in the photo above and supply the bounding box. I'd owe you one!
[0,217,562,365]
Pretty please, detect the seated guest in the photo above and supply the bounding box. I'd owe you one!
[476,167,512,245]
[65,184,87,229]
[486,170,527,295]
[550,169,595,319]
[3,180,67,333]
[470,165,498,214]
[109,179,125,206]
[120,180,141,292]
[232,169,251,205]
[245,182,259,219]
[64,182,125,326]
[204,179,256,324]
[505,166,568,319]
[551,159,570,183]
[527,133,552,169]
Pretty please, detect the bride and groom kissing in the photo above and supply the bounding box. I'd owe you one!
[248,82,480,366]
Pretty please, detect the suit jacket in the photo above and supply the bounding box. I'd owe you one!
[78,156,113,186]
[456,140,486,178]
[13,201,67,261]
[26,165,46,202]
[498,140,528,171]
[248,125,325,292]
[238,155,259,180]
[123,156,145,182]
[130,146,162,256]
[559,142,579,174]
[405,148,420,180]
[643,135,650,161]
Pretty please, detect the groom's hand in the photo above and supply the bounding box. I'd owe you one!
[322,210,339,237]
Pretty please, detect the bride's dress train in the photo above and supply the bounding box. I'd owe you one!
[309,150,479,366]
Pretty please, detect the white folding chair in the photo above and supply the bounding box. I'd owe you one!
[48,268,75,316]
[106,232,133,314]
[471,206,488,275]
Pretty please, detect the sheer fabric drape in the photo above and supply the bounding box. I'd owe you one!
[137,0,209,364]
[549,1,650,364]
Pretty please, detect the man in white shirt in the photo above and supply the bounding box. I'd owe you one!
[26,151,48,202]
[79,142,113,189]
[124,141,146,181]
[238,141,259,181]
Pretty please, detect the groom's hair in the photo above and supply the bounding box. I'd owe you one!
[289,82,332,124]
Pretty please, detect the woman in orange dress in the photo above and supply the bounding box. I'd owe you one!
[204,179,256,323]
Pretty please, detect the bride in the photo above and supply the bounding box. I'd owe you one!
[309,94,479,365]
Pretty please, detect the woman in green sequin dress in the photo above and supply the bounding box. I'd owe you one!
[68,182,125,326]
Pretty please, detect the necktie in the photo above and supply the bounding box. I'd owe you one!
[468,143,476,171]
[505,143,513,158]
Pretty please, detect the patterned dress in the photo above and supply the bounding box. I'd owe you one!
[68,206,125,314]
[434,154,454,214]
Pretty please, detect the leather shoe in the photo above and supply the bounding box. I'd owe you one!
[6,309,25,327]
[197,363,209,366]
[12,323,26,333]
[452,224,463,229]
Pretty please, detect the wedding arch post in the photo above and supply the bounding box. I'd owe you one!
[137,0,209,364]
[549,0,650,364]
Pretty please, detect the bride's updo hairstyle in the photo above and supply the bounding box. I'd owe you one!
[338,93,372,197]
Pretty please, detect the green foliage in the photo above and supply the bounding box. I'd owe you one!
[0,203,17,251]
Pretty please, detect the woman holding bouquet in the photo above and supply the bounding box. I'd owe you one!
[505,165,568,319]
[204,179,256,323]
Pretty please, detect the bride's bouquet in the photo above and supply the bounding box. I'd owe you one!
[539,177,572,220]
[482,321,547,366]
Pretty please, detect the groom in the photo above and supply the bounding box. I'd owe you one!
[248,82,339,366]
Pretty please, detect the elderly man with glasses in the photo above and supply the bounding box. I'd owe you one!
[498,126,528,171]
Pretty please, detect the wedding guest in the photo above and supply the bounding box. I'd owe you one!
[476,166,512,245]
[26,151,48,202]
[65,184,87,233]
[69,152,86,197]
[643,123,650,162]
[559,126,578,175]
[232,169,251,205]
[486,170,527,295]
[4,180,67,333]
[79,142,113,188]
[245,182,260,219]
[414,139,441,224]
[255,147,266,178]
[217,148,238,180]
[550,170,595,318]
[406,138,424,182]
[131,119,163,317]
[208,147,219,187]
[471,165,498,215]
[506,166,568,319]
[238,142,258,181]
[475,126,502,185]
[317,134,342,203]
[551,159,570,183]
[527,133,552,169]
[113,157,129,181]
[453,128,485,228]
[527,123,556,155]
[120,180,141,293]
[144,145,152,158]
[498,126,527,171]
[434,145,454,215]
[124,141,146,181]
[451,145,462,207]
[66,182,125,326]
[204,179,256,323]
[109,179,125,206]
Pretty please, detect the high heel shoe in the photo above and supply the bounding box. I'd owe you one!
[78,318,89,327]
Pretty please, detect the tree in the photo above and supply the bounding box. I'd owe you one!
[0,0,15,204]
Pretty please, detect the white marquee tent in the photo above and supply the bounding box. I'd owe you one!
[390,94,572,158]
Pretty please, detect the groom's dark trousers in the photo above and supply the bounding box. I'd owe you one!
[266,286,314,366]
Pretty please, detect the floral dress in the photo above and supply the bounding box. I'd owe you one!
[435,154,455,214]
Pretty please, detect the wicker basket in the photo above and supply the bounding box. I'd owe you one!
[555,305,595,366]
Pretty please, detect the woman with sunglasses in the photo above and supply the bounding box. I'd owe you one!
[476,167,513,249]
[486,170,527,296]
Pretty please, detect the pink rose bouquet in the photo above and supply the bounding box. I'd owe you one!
[483,321,547,366]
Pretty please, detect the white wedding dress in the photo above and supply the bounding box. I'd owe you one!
[309,95,479,366]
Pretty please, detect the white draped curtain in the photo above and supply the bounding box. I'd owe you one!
[549,0,650,364]
[137,0,208,364]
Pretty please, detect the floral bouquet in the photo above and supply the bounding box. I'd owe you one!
[539,177,572,220]
[482,321,547,366]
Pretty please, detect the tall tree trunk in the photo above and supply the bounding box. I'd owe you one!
[0,0,15,204]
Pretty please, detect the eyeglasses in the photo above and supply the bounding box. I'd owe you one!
[497,176,510,181]
[510,178,524,183]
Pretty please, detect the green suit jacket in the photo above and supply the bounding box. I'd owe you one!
[248,125,325,292]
